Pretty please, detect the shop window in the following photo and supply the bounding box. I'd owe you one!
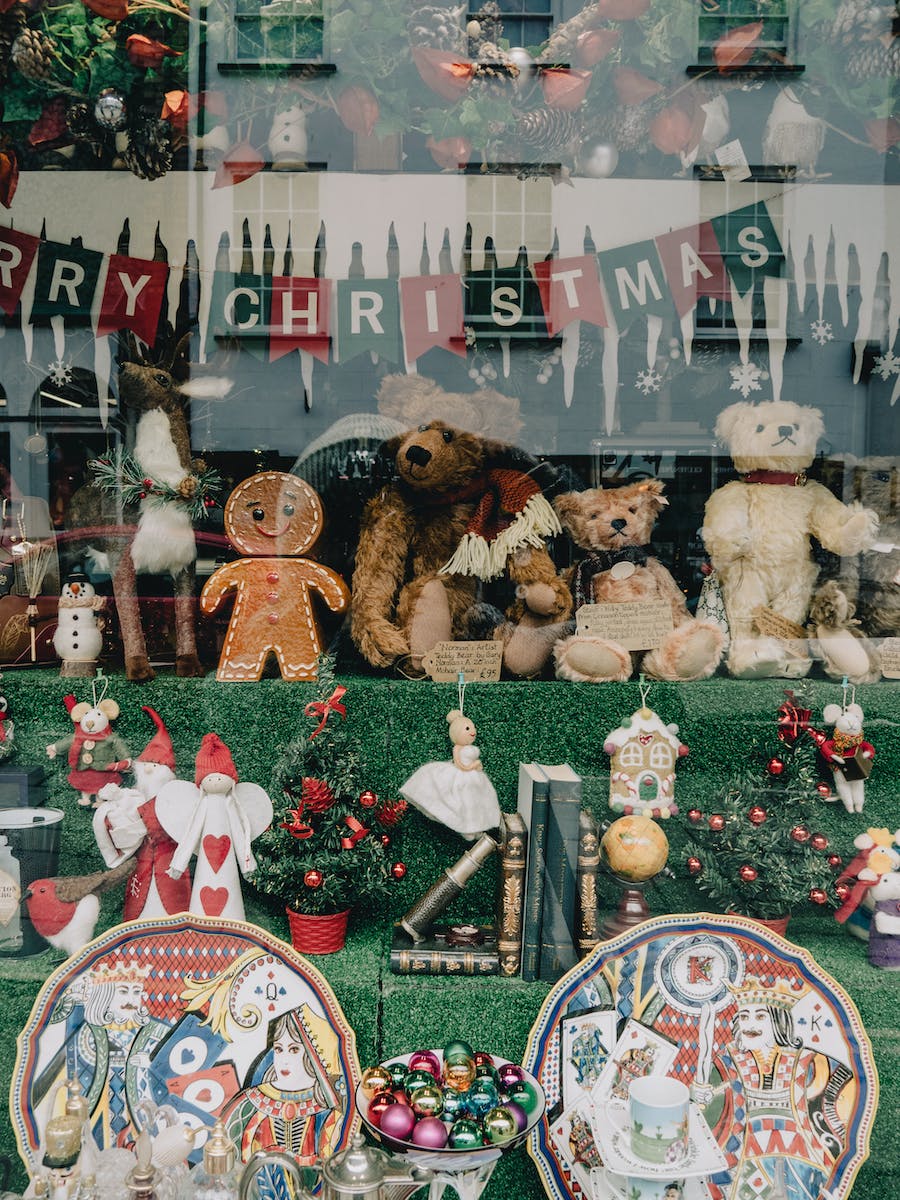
[218,0,335,75]
[474,0,553,50]
[691,0,801,74]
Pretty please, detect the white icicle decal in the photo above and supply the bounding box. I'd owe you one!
[680,311,694,365]
[646,313,662,369]
[728,282,755,366]
[601,320,620,436]
[94,336,112,429]
[561,321,579,408]
[764,275,788,403]
[300,348,314,409]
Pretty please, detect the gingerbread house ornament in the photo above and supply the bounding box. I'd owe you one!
[603,706,688,819]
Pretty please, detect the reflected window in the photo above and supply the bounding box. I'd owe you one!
[695,0,796,71]
[471,0,552,50]
[231,0,324,63]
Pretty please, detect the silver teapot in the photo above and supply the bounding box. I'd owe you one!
[237,1134,430,1200]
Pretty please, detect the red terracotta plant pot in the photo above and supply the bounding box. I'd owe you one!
[286,906,350,954]
[748,914,790,937]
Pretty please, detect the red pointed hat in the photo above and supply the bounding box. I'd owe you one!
[138,706,175,769]
[195,732,238,785]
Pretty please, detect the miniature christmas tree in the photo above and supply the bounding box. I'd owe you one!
[250,658,407,916]
[681,692,844,921]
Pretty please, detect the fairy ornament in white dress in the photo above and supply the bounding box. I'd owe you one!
[400,707,501,840]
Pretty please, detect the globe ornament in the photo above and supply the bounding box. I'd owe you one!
[94,88,128,131]
[601,815,669,883]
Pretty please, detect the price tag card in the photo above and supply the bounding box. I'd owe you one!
[715,138,752,181]
[575,602,673,650]
[422,640,503,682]
[880,637,900,679]
[752,606,808,653]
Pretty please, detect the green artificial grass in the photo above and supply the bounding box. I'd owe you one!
[0,671,897,1198]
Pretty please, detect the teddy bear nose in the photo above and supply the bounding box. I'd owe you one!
[610,518,627,531]
[405,444,432,468]
[778,425,794,438]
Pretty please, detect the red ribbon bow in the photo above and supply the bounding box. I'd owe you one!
[340,816,369,850]
[280,805,314,840]
[305,686,347,739]
[776,691,811,745]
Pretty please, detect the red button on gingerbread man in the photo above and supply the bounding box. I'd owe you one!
[201,471,350,680]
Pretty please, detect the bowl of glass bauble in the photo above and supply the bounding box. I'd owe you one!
[356,1042,545,1169]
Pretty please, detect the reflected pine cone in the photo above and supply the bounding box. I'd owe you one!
[11,28,56,80]
[833,0,897,40]
[592,102,656,152]
[0,6,26,86]
[122,115,172,180]
[407,1,466,51]
[467,1,504,53]
[847,37,900,78]
[516,108,579,156]
[66,102,95,141]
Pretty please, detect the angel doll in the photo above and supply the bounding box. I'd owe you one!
[400,708,501,840]
[158,733,273,921]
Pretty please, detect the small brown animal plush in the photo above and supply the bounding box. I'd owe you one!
[843,456,900,641]
[350,421,570,675]
[553,480,724,682]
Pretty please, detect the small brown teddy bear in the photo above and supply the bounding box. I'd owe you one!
[552,480,724,683]
[841,456,900,641]
[351,421,570,675]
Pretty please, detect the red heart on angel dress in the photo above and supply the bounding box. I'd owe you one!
[200,886,228,916]
[203,834,231,872]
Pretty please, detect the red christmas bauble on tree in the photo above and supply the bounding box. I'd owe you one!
[827,854,843,869]
[809,888,828,905]
[358,789,379,809]
[390,862,407,880]
[380,834,391,848]
[739,864,758,883]
[708,814,725,831]
[766,757,785,777]
[791,825,811,843]
[687,809,703,824]
[748,806,767,826]
[304,869,324,889]
[687,857,703,876]
[816,782,832,799]
[811,833,829,851]
[835,881,851,901]
[302,777,335,813]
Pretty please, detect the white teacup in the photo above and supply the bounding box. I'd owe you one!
[623,1178,686,1200]
[628,1075,690,1166]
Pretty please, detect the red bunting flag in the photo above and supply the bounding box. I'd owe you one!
[533,255,607,337]
[399,273,465,362]
[655,222,729,318]
[96,254,169,342]
[269,276,331,363]
[0,226,40,315]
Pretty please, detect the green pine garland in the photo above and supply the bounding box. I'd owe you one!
[250,657,406,916]
[681,710,843,920]
[88,447,222,522]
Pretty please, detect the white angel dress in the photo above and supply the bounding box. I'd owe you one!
[400,744,501,840]
[157,775,273,921]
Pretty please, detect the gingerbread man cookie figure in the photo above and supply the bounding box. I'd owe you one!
[200,472,350,680]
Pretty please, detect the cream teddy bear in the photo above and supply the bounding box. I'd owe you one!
[702,400,878,678]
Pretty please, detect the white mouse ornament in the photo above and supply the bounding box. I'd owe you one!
[46,679,131,808]
[811,701,875,815]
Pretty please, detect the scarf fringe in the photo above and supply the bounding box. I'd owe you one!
[440,492,561,580]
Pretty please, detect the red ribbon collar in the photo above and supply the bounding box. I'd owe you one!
[741,469,808,486]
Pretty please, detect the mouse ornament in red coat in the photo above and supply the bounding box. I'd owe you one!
[810,701,875,815]
[158,733,272,921]
[46,679,131,808]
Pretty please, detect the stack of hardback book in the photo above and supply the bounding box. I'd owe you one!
[516,762,600,982]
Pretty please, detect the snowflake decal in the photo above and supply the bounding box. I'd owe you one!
[635,368,662,395]
[47,359,73,387]
[873,350,900,380]
[728,360,768,398]
[810,319,833,346]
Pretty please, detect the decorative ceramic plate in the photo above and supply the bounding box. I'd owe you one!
[11,914,361,1172]
[524,913,878,1200]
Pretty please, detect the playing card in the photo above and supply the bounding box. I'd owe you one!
[590,1018,678,1109]
[561,1007,618,1109]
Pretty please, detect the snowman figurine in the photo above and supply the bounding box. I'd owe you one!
[53,566,105,678]
[267,102,308,170]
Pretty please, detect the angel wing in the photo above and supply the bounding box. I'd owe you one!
[232,781,274,840]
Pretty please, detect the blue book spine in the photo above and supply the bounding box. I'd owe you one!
[538,765,582,982]
[517,763,550,982]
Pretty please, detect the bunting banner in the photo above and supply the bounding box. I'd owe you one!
[0,227,40,316]
[1,198,786,361]
[96,254,170,342]
[533,254,607,337]
[399,272,465,361]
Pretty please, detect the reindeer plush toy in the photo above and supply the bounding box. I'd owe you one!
[68,333,228,681]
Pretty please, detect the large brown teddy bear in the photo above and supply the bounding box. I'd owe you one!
[351,421,571,675]
[703,400,879,678]
[552,480,724,682]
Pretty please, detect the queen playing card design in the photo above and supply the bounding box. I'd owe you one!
[590,1019,677,1108]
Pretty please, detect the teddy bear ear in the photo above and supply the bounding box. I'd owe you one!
[71,702,90,724]
[637,479,669,508]
[800,405,825,443]
[714,402,750,446]
[823,703,842,724]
